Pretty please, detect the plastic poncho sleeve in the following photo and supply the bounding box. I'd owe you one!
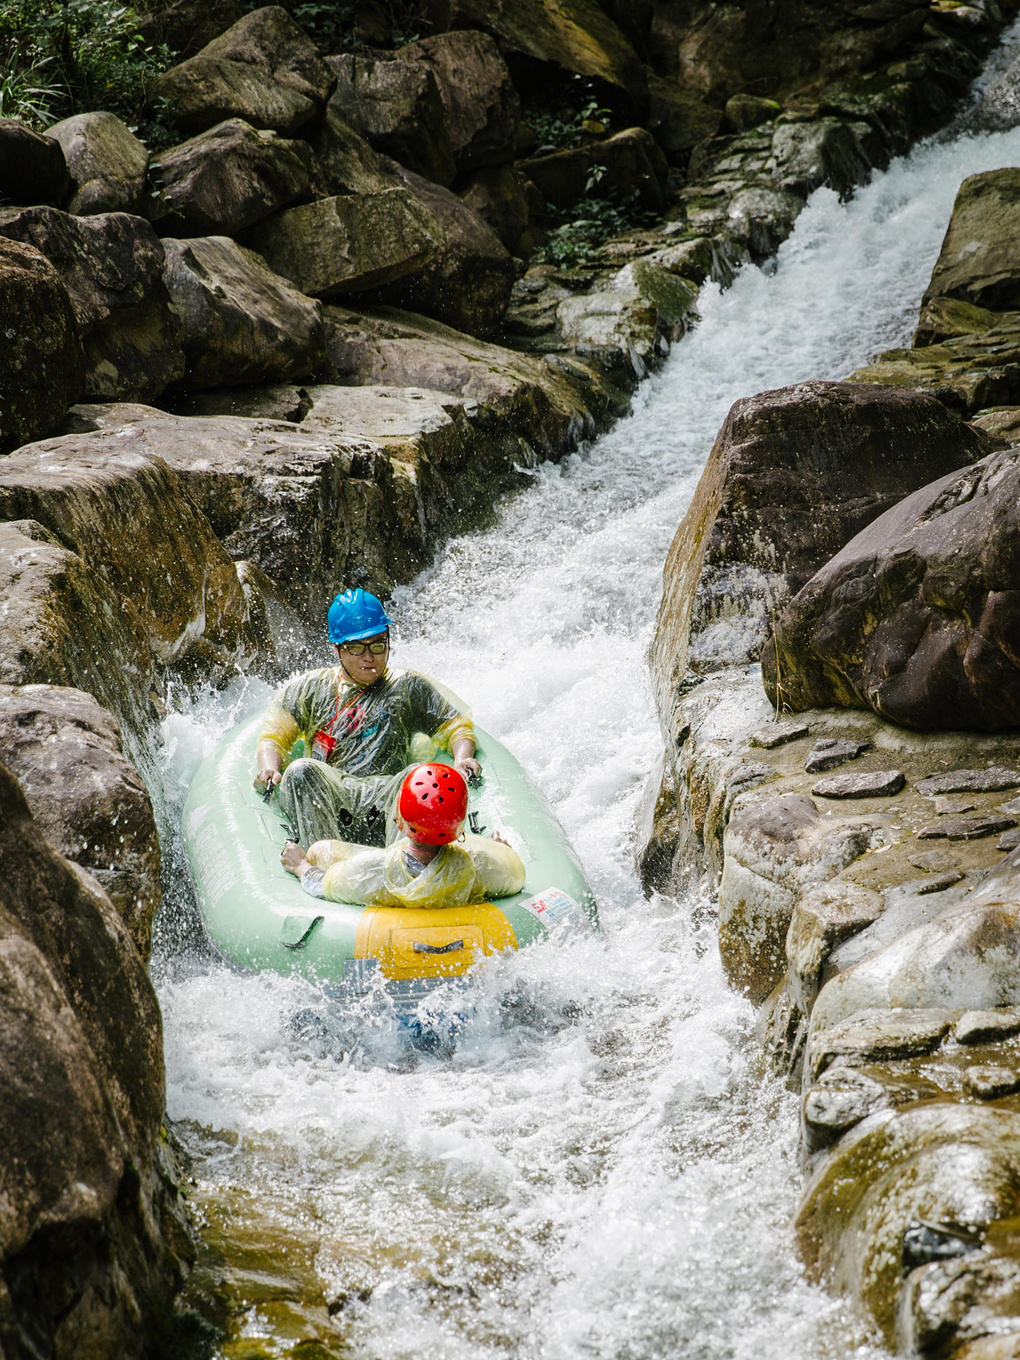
[306,834,524,908]
[402,672,474,761]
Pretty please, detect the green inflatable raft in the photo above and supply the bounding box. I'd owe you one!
[182,713,597,992]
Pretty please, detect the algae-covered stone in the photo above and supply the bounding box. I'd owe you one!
[557,260,699,374]
[0,240,85,448]
[520,127,668,213]
[769,119,871,200]
[0,684,160,958]
[248,191,438,297]
[924,168,1020,313]
[149,119,314,236]
[787,880,885,1012]
[797,1103,1020,1342]
[161,235,327,389]
[47,112,148,216]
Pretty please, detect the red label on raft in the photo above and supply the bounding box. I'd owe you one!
[311,730,337,762]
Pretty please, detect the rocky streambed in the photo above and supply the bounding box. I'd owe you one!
[6,1,1020,1356]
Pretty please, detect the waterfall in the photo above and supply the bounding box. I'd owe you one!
[152,33,1020,1357]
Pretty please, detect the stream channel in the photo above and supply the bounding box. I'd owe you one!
[150,27,1020,1358]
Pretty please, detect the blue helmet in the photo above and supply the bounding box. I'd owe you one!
[327,588,392,644]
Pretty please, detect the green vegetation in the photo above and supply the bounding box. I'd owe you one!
[529,97,611,152]
[0,0,172,134]
[291,0,358,53]
[534,186,657,268]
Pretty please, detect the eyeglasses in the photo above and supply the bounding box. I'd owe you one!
[341,638,389,656]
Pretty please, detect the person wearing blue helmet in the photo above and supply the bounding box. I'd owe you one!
[254,588,481,847]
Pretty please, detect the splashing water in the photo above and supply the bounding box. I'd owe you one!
[153,75,1020,1359]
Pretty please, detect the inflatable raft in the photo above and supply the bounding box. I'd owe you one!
[182,713,597,993]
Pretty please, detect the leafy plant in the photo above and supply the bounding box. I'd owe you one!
[534,188,657,268]
[0,0,172,129]
[291,0,357,53]
[529,96,611,152]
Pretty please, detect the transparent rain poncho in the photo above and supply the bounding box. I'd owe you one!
[303,833,527,909]
[258,666,474,847]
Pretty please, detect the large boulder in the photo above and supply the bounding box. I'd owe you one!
[427,0,648,114]
[325,52,455,186]
[0,207,184,402]
[0,521,157,732]
[652,381,989,733]
[0,118,70,207]
[161,235,327,389]
[922,169,1020,314]
[397,30,520,172]
[152,4,334,136]
[0,685,160,958]
[375,167,515,337]
[55,403,399,615]
[0,441,256,685]
[0,758,190,1360]
[763,447,1020,731]
[308,107,405,197]
[247,190,439,298]
[646,72,722,163]
[47,113,149,216]
[519,126,669,213]
[0,240,85,448]
[149,119,313,236]
[556,259,699,377]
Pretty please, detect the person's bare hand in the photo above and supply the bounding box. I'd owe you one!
[254,767,282,791]
[455,756,481,780]
[281,840,308,876]
[491,830,509,845]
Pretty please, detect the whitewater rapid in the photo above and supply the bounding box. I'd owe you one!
[153,41,1020,1358]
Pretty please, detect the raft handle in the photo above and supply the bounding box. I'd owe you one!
[412,939,464,955]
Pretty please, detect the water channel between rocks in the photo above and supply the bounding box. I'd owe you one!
[151,39,1020,1358]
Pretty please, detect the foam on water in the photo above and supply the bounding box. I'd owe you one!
[154,73,1020,1358]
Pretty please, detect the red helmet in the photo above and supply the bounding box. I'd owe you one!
[398,763,469,845]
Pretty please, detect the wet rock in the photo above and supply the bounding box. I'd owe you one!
[725,185,805,261]
[718,792,873,1004]
[956,1010,1020,1044]
[397,31,520,173]
[153,4,334,136]
[803,737,868,773]
[966,1066,1020,1099]
[519,127,669,213]
[725,94,781,132]
[556,259,699,377]
[764,449,1020,730]
[915,872,966,896]
[971,405,1020,444]
[923,168,1020,313]
[0,240,85,448]
[47,113,148,216]
[323,304,612,449]
[0,521,156,732]
[803,1066,889,1150]
[0,206,184,403]
[162,235,327,388]
[812,770,905,799]
[247,191,438,299]
[918,769,1020,797]
[935,797,978,815]
[787,880,885,1012]
[458,164,534,253]
[651,381,985,715]
[0,438,256,686]
[374,167,516,337]
[437,0,648,113]
[648,73,721,160]
[0,685,159,958]
[901,1252,1020,1359]
[149,119,313,236]
[749,718,810,749]
[915,294,1003,347]
[809,897,1020,1035]
[326,51,455,186]
[0,758,191,1359]
[999,829,1020,852]
[807,1007,954,1080]
[918,814,1017,842]
[769,118,872,200]
[0,118,70,207]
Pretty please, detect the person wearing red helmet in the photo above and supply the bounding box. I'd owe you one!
[280,763,525,909]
